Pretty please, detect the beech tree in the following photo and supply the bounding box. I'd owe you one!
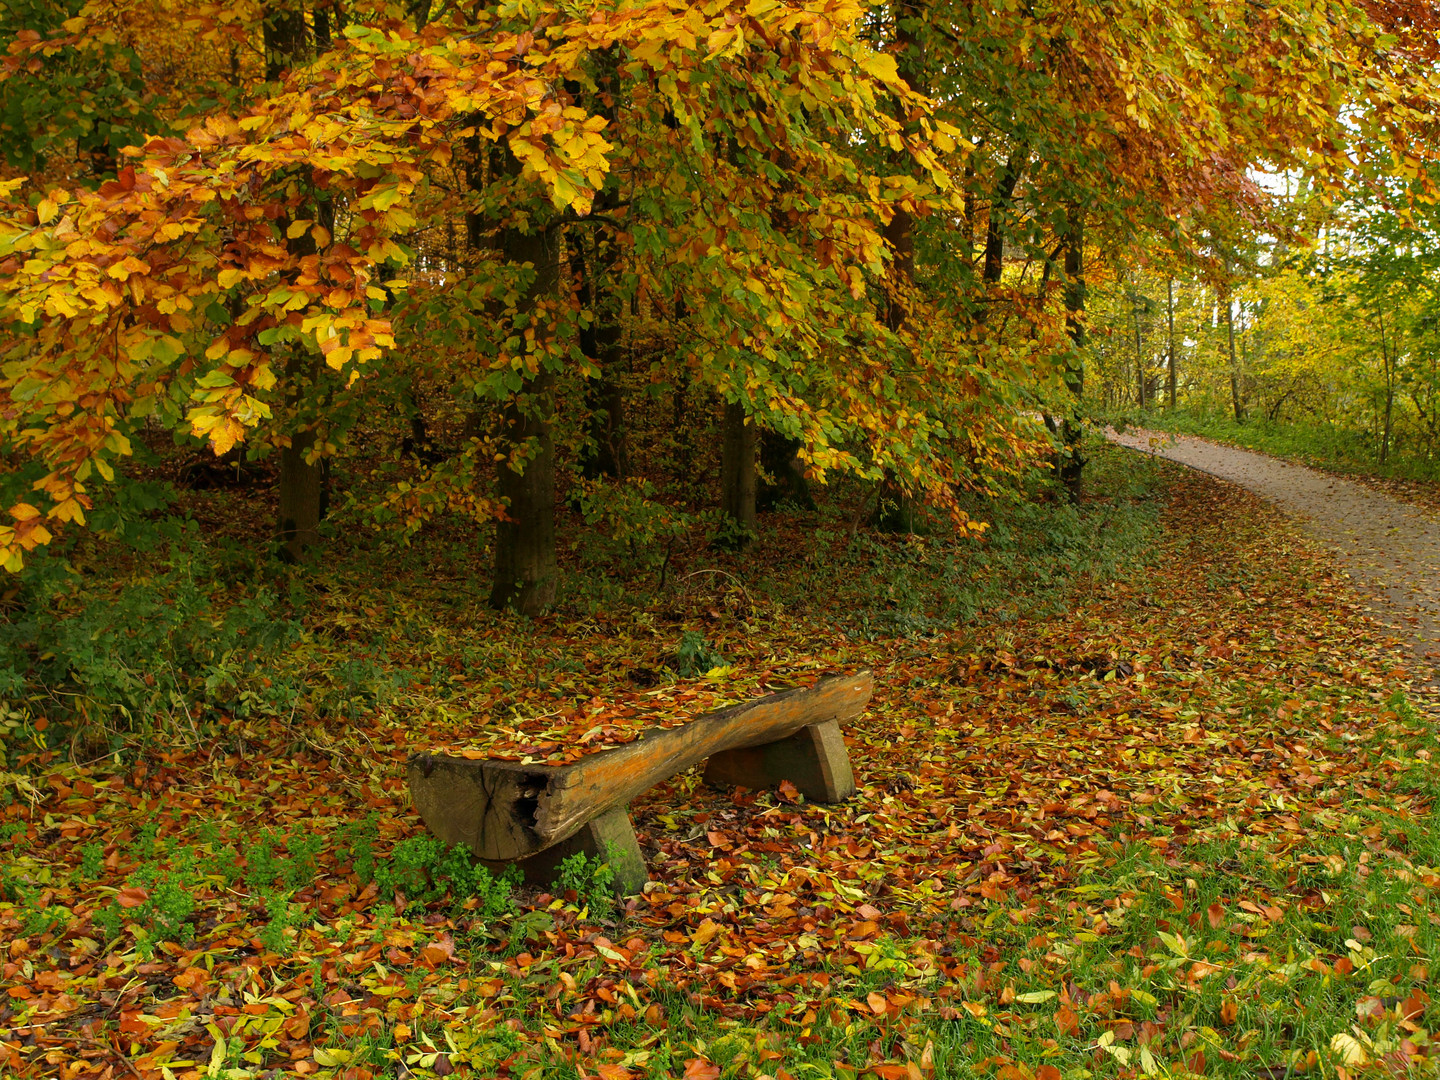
[2,0,1437,592]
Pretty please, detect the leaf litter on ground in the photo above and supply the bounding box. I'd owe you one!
[2,450,1438,1080]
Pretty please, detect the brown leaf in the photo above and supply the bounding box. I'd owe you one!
[117,886,149,908]
[1054,1003,1079,1036]
[1206,902,1225,929]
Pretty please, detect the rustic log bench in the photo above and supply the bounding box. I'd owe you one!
[407,671,873,895]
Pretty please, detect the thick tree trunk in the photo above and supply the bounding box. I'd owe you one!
[1166,278,1177,410]
[719,402,758,543]
[489,223,559,615]
[491,372,558,614]
[276,354,324,563]
[267,3,329,562]
[1058,208,1086,503]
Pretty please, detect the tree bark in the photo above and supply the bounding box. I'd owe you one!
[720,401,758,543]
[489,223,560,614]
[1058,207,1086,503]
[1134,301,1145,408]
[1378,311,1394,466]
[276,350,324,563]
[982,149,1028,288]
[1166,277,1177,409]
[1226,295,1245,421]
[267,2,328,562]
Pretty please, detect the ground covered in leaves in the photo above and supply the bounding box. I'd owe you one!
[2,446,1438,1080]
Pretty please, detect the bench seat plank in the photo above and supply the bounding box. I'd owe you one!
[407,671,872,865]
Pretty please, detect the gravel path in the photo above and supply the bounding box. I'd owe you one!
[1107,427,1440,692]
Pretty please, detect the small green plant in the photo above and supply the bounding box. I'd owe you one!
[243,829,286,889]
[127,864,197,943]
[93,903,123,943]
[201,842,243,887]
[283,832,324,890]
[258,892,301,956]
[22,904,71,937]
[372,835,515,913]
[337,815,379,883]
[79,841,105,879]
[674,631,726,678]
[554,848,616,913]
[709,514,757,552]
[132,822,160,861]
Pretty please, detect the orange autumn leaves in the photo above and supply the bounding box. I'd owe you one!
[0,0,959,571]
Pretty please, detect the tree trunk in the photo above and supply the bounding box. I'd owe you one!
[1058,207,1086,503]
[1226,295,1245,421]
[982,149,1027,288]
[489,222,560,614]
[262,1,308,81]
[1134,304,1145,408]
[267,3,329,562]
[719,401,758,544]
[570,233,627,479]
[276,350,324,563]
[1166,277,1177,410]
[1378,312,1394,466]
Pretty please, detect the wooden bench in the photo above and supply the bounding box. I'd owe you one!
[406,671,873,895]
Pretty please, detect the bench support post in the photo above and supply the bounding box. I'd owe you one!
[703,718,856,802]
[489,806,648,897]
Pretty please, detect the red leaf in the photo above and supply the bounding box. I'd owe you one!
[117,886,149,908]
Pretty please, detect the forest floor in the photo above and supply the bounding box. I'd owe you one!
[1107,427,1440,694]
[3,445,1440,1080]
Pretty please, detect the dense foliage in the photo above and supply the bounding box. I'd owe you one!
[1,0,1436,592]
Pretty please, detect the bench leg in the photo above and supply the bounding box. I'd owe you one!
[494,806,648,897]
[703,718,856,802]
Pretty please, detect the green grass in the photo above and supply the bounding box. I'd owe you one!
[1128,410,1440,486]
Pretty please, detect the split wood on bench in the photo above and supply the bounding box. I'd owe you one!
[407,671,872,895]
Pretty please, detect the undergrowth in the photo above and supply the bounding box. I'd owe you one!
[0,439,1160,765]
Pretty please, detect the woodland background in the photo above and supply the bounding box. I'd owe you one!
[2,2,1440,1080]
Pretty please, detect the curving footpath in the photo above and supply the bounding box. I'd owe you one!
[1107,427,1440,695]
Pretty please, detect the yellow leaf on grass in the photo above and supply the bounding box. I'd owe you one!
[1330,1033,1369,1066]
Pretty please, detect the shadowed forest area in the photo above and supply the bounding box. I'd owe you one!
[3,1,1440,1079]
